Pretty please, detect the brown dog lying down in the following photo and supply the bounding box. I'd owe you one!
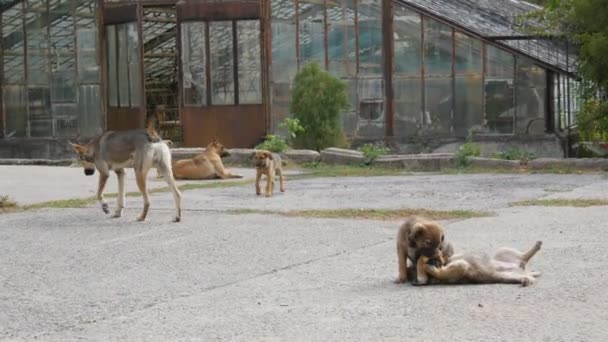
[172,139,243,180]
[417,241,542,287]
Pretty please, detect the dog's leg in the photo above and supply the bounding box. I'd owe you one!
[159,163,182,222]
[424,260,469,283]
[112,169,125,218]
[490,271,536,287]
[97,172,110,214]
[255,170,262,195]
[135,169,150,222]
[395,241,409,284]
[213,160,243,179]
[266,170,273,197]
[277,168,285,192]
[520,241,542,267]
[414,255,429,285]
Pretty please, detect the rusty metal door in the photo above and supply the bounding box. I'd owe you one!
[176,1,267,148]
[102,3,146,131]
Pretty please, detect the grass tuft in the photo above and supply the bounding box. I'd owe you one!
[229,208,492,221]
[510,198,608,207]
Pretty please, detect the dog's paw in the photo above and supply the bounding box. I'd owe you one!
[111,209,123,218]
[521,276,536,287]
[136,215,146,222]
[394,276,408,284]
[101,203,109,214]
[174,216,181,223]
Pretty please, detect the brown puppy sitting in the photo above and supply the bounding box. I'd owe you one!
[419,241,542,286]
[251,150,285,197]
[172,138,243,180]
[395,216,454,285]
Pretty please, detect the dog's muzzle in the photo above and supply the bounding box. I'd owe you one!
[84,168,95,176]
[221,151,230,158]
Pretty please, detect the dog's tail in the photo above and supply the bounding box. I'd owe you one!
[145,118,163,143]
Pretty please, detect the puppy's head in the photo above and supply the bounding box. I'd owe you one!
[409,220,445,259]
[207,137,230,158]
[251,150,273,168]
[70,142,96,176]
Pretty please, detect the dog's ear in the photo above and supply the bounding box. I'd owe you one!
[267,152,273,160]
[69,142,86,154]
[250,151,257,159]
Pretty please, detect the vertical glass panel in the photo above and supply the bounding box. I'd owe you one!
[393,5,421,137]
[394,6,420,74]
[209,21,234,105]
[28,87,52,137]
[78,85,102,137]
[327,0,357,77]
[358,0,383,75]
[3,5,25,85]
[181,22,206,106]
[106,25,118,106]
[299,1,325,68]
[237,20,262,104]
[394,77,422,137]
[454,32,481,74]
[3,4,27,137]
[76,9,100,84]
[271,0,297,132]
[26,0,49,86]
[424,78,452,134]
[515,58,546,135]
[454,75,483,137]
[4,86,27,137]
[485,45,515,134]
[117,24,130,106]
[423,17,452,75]
[127,22,141,107]
[49,0,78,137]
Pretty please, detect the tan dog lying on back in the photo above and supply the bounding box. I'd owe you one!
[172,139,243,180]
[251,150,285,197]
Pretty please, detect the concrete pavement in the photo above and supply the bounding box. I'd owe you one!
[1,166,607,341]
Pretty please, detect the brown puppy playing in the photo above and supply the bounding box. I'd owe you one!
[419,241,542,286]
[251,150,285,197]
[395,216,454,285]
[172,138,243,180]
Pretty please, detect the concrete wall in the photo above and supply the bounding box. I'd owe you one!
[0,139,75,160]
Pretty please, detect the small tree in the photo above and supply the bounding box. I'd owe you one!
[290,61,350,150]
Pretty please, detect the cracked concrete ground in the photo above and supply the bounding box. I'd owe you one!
[1,167,608,341]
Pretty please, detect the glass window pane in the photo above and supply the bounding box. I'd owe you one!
[327,0,357,77]
[454,32,482,74]
[271,0,297,132]
[78,85,102,137]
[424,77,452,134]
[394,77,422,137]
[516,58,546,135]
[127,22,141,107]
[117,24,130,106]
[3,5,25,85]
[209,21,235,105]
[237,20,261,104]
[181,22,206,106]
[454,75,483,137]
[75,0,99,84]
[4,86,27,137]
[393,5,421,74]
[423,17,452,75]
[106,25,118,106]
[358,0,383,75]
[28,87,52,137]
[485,45,515,134]
[299,1,325,68]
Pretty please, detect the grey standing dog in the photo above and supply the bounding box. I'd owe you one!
[70,125,181,222]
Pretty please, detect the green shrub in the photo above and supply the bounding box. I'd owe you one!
[457,142,481,167]
[279,117,305,141]
[255,134,289,153]
[358,143,390,165]
[494,148,536,162]
[577,100,608,142]
[290,61,350,150]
